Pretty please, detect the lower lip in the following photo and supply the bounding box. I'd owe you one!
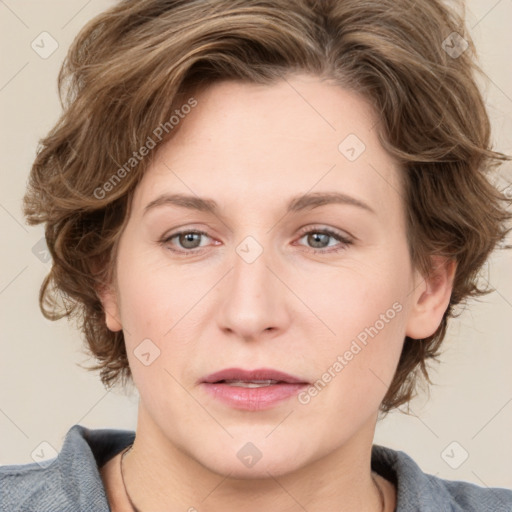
[200,382,308,411]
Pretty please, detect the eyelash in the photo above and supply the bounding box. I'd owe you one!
[159,226,353,256]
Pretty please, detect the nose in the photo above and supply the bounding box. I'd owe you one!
[216,239,291,341]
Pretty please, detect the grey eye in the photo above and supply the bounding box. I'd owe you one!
[305,232,332,249]
[177,232,203,249]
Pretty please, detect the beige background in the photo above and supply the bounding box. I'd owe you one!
[0,0,511,489]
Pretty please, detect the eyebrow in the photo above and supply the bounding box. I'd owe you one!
[143,191,376,216]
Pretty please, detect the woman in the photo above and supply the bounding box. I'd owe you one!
[1,0,511,511]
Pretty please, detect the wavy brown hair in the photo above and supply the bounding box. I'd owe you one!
[23,0,511,414]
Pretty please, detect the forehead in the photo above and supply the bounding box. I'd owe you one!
[134,75,403,220]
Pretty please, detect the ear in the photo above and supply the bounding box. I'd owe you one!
[405,255,457,340]
[97,282,123,333]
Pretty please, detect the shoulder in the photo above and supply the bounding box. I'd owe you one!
[0,454,66,512]
[372,444,512,512]
[439,477,512,511]
[0,424,135,512]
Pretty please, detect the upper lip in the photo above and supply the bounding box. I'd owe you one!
[201,367,309,384]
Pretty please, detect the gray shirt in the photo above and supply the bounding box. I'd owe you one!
[1,424,511,511]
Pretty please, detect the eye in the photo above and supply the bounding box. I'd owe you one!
[295,227,353,254]
[161,230,214,254]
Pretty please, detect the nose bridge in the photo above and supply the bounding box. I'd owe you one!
[231,233,276,302]
[217,232,289,337]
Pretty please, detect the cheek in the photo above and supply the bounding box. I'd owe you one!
[116,263,197,414]
[296,298,407,426]
[115,246,201,339]
[115,247,219,387]
[294,258,410,395]
[297,261,408,341]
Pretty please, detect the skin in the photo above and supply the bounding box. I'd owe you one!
[99,74,456,512]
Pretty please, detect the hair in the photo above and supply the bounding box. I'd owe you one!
[23,0,511,415]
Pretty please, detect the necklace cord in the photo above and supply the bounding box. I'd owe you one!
[120,445,143,512]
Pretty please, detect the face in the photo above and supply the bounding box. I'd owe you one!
[102,74,452,478]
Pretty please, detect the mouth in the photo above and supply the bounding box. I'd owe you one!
[214,379,286,388]
[201,367,309,385]
[200,368,309,411]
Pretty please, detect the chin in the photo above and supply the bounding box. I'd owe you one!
[192,438,307,479]
[206,456,303,481]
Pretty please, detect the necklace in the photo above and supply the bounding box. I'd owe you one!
[120,445,142,512]
[120,444,385,512]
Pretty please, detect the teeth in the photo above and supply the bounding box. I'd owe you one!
[222,379,280,388]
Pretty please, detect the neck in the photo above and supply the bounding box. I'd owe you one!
[119,407,387,512]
